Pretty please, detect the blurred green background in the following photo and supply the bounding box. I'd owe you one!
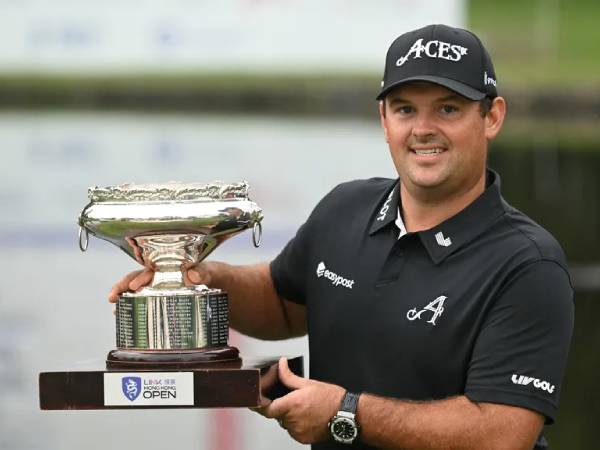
[471,0,600,86]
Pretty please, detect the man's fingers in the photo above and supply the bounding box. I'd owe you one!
[262,396,289,419]
[187,267,203,284]
[129,269,154,291]
[109,270,141,302]
[278,357,308,390]
[108,269,151,302]
[182,270,193,287]
[260,364,279,390]
[250,398,272,416]
[186,264,210,285]
[259,359,301,418]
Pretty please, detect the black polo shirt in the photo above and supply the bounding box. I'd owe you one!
[270,169,574,449]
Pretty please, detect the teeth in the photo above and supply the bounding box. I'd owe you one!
[414,148,443,155]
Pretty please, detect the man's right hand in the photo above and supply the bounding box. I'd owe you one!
[108,263,213,303]
[108,269,154,303]
[108,261,306,340]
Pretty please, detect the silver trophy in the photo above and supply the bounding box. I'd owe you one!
[78,181,263,368]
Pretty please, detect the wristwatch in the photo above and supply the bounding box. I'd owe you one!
[328,391,361,444]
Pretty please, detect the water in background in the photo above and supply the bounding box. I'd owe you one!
[0,111,597,449]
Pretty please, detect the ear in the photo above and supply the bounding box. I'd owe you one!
[484,96,506,141]
[379,101,390,143]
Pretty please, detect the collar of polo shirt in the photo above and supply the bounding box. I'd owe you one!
[395,208,408,239]
[370,169,506,265]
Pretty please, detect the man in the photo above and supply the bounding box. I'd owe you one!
[110,25,573,449]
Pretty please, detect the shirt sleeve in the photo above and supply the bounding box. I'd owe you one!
[269,219,313,305]
[464,259,574,423]
[269,181,355,304]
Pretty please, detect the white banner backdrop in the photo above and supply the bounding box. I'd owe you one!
[0,0,465,73]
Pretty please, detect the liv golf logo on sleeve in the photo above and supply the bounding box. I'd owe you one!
[104,372,194,406]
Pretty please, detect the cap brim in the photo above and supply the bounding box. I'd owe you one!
[376,75,486,101]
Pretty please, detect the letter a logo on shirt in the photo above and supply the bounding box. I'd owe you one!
[407,295,447,326]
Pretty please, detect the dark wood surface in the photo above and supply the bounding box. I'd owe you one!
[39,355,303,410]
[106,346,242,369]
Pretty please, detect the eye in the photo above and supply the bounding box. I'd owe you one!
[440,104,458,114]
[395,105,414,115]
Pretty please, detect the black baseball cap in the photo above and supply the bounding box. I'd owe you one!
[376,24,498,101]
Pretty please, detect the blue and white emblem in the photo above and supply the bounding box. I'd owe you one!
[122,376,142,401]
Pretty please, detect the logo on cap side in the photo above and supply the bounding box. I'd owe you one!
[484,71,497,87]
[396,38,468,67]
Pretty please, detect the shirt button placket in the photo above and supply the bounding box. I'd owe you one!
[376,239,408,287]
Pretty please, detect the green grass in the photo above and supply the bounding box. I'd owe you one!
[469,0,600,87]
[0,71,376,92]
[497,116,600,150]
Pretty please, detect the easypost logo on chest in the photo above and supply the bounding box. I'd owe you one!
[396,38,469,67]
[316,262,355,289]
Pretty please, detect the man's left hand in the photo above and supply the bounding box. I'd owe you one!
[259,357,345,444]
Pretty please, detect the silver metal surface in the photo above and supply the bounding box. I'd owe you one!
[78,181,263,279]
[252,221,262,248]
[88,181,249,203]
[78,180,263,349]
[78,226,88,252]
[116,287,229,350]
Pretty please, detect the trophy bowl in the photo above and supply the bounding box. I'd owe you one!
[78,181,263,369]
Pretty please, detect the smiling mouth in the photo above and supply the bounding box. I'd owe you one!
[410,147,446,155]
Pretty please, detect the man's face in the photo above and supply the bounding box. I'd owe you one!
[379,82,504,200]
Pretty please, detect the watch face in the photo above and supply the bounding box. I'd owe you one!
[331,417,358,444]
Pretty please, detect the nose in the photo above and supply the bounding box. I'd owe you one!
[411,112,438,141]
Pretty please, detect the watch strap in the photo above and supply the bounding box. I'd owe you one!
[340,391,360,414]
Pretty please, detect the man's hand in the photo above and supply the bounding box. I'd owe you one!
[108,263,212,302]
[184,263,212,286]
[108,269,153,302]
[260,357,345,445]
[106,261,304,341]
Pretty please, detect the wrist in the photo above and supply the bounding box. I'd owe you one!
[329,391,361,445]
[203,260,236,289]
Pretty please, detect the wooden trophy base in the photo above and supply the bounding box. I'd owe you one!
[106,346,242,369]
[39,354,303,410]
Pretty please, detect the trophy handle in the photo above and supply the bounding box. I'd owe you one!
[252,221,262,248]
[78,226,89,252]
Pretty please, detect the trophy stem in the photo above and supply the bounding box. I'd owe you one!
[151,268,184,290]
[133,233,206,290]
